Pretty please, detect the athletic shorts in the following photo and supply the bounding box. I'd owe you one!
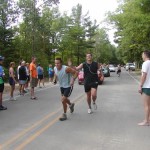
[142,88,150,96]
[60,86,73,97]
[49,74,54,78]
[84,81,98,93]
[30,78,38,88]
[27,75,30,82]
[38,75,44,80]
[0,83,4,93]
[117,70,121,73]
[19,80,27,85]
[9,77,15,86]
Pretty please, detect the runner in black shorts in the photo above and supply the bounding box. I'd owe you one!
[76,53,100,114]
[53,58,78,121]
[60,86,73,98]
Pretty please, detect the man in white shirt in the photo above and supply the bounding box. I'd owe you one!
[138,50,150,126]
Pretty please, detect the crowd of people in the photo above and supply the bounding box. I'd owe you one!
[0,51,150,126]
[0,56,54,110]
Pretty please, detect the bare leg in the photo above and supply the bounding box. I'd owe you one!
[10,85,13,97]
[38,79,41,87]
[138,93,150,126]
[62,96,69,113]
[11,85,15,97]
[0,92,2,106]
[91,88,97,103]
[31,87,35,97]
[19,84,22,94]
[86,91,92,109]
[21,84,25,95]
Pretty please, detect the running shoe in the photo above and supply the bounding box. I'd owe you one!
[69,103,75,113]
[9,97,17,101]
[0,105,7,110]
[93,102,97,110]
[59,113,67,121]
[88,108,92,114]
[30,97,38,100]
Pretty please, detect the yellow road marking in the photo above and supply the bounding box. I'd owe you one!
[1,94,85,150]
[15,116,60,150]
[1,107,62,149]
[15,96,85,150]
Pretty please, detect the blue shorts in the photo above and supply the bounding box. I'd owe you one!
[19,80,26,85]
[9,77,15,86]
[49,74,54,78]
[60,86,73,97]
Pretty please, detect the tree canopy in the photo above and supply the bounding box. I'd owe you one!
[0,0,118,70]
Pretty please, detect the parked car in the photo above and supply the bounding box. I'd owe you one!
[109,64,116,72]
[102,67,110,77]
[78,69,104,85]
[125,63,135,71]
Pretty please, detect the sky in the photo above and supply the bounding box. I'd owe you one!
[58,0,119,44]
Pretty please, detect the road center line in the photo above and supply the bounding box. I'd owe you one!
[1,93,85,149]
[1,107,62,149]
[14,95,85,150]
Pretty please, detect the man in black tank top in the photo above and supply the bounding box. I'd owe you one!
[76,53,100,114]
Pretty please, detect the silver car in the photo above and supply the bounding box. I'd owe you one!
[125,63,135,71]
[109,64,116,72]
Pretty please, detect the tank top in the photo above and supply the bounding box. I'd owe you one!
[83,61,98,83]
[54,65,71,88]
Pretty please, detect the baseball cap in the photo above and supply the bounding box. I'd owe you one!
[0,56,4,61]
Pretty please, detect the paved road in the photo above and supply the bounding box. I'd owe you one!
[0,69,149,150]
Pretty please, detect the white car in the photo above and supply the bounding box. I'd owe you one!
[109,64,116,72]
[125,63,135,71]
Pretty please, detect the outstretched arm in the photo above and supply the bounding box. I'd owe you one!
[66,67,78,79]
[66,67,78,86]
[76,63,83,71]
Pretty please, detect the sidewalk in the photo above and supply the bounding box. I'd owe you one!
[2,81,54,101]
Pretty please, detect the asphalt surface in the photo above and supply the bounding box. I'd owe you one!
[0,69,150,150]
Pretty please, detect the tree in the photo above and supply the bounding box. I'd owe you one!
[107,0,150,66]
[0,0,19,66]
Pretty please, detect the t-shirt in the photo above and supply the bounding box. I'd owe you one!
[0,65,4,84]
[37,66,43,75]
[30,62,37,78]
[19,66,27,80]
[48,67,54,75]
[142,60,150,88]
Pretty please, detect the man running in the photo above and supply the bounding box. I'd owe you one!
[53,58,78,121]
[117,64,121,77]
[76,53,100,114]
